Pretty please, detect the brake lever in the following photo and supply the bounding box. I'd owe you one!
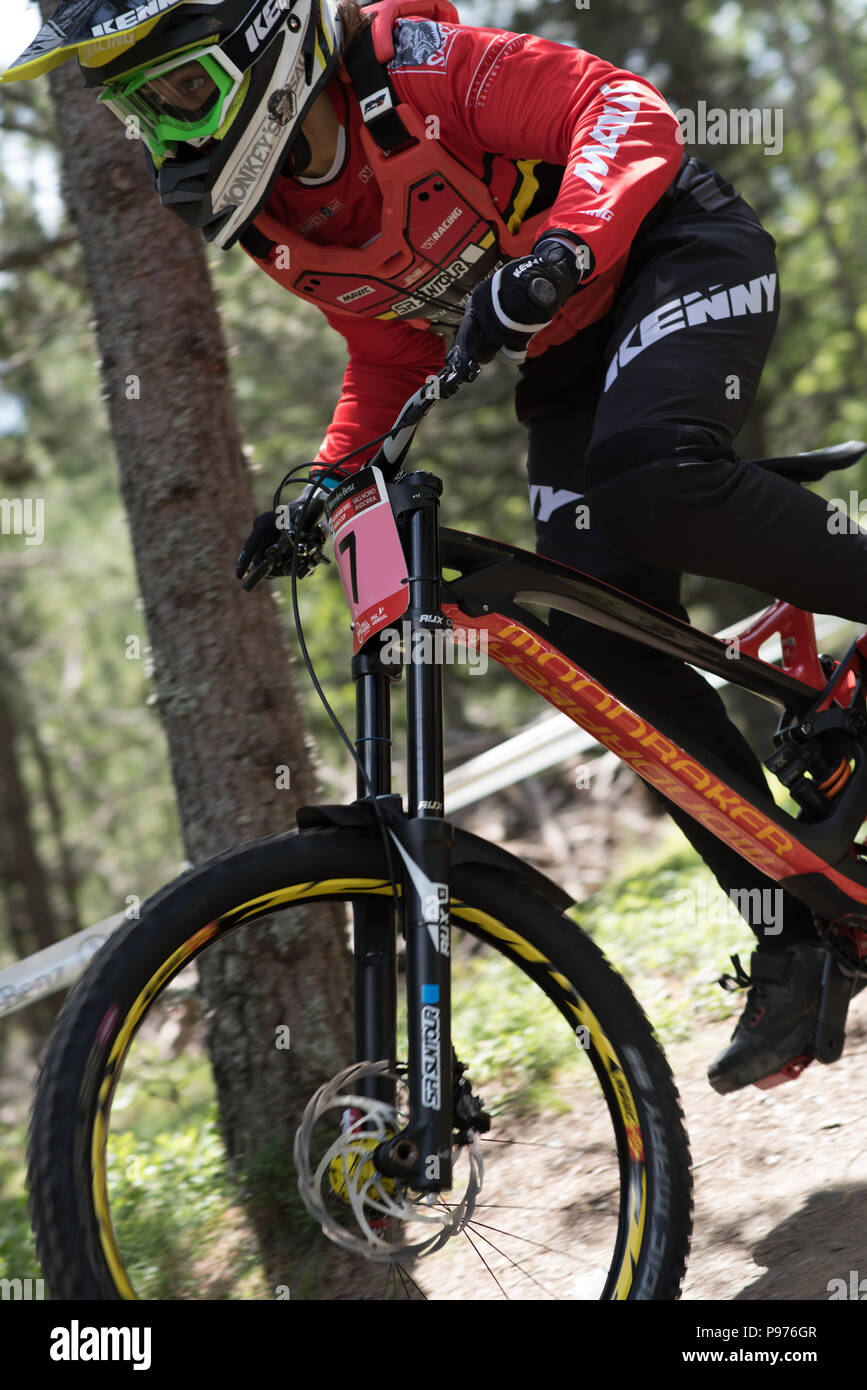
[242,525,331,592]
[443,346,482,392]
[242,552,277,591]
[242,532,294,592]
[242,557,272,592]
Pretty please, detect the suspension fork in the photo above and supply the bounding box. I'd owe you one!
[351,643,400,1108]
[374,470,454,1192]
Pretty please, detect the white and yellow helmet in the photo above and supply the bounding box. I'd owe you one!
[2,0,343,248]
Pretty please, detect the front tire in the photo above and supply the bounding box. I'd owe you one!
[28,826,692,1299]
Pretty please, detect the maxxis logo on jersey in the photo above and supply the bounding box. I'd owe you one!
[573,80,647,194]
[604,272,778,390]
[298,197,343,235]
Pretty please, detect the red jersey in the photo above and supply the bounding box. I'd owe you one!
[252,16,683,469]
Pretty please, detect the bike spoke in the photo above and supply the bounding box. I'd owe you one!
[461,1223,563,1299]
[458,1224,511,1299]
[453,1216,577,1261]
[393,1261,427,1300]
[478,1136,572,1151]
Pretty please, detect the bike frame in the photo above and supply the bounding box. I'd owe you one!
[314,397,867,1193]
[439,530,867,920]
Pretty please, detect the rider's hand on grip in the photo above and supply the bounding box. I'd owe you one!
[236,510,282,584]
[237,506,300,590]
[452,236,592,370]
[237,491,329,590]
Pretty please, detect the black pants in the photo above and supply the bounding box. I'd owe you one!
[516,159,867,946]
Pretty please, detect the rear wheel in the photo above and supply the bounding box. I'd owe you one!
[28,827,692,1299]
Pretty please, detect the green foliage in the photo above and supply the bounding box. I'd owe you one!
[0,112,182,947]
[105,1120,268,1299]
[576,833,756,1041]
[452,943,581,1112]
[0,1117,40,1280]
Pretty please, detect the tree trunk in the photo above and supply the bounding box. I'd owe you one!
[25,720,80,938]
[816,0,867,191]
[43,25,359,1293]
[0,642,61,1039]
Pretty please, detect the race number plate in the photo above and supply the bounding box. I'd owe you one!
[325,467,409,653]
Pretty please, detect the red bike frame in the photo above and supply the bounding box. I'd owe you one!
[437,527,867,930]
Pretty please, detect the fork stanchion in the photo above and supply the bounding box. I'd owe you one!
[351,640,400,1107]
[376,471,455,1190]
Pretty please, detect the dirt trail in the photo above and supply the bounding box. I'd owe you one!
[464,768,867,1303]
[670,1011,867,1301]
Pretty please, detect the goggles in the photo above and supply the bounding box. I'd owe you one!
[99,44,247,161]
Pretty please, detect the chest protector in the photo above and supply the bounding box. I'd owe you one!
[240,0,551,331]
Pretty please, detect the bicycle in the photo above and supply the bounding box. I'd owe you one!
[27,355,867,1299]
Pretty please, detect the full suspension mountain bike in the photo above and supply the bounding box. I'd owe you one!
[27,358,867,1300]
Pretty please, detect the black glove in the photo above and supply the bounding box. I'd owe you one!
[236,510,281,580]
[452,236,593,373]
[236,488,328,587]
[237,492,309,578]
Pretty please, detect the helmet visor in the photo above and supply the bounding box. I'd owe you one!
[99,46,244,159]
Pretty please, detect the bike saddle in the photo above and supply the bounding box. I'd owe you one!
[750,440,867,484]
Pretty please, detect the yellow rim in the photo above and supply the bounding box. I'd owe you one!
[91,878,647,1300]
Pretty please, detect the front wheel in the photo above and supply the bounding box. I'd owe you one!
[28,827,692,1299]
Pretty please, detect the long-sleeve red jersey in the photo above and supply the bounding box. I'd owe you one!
[255,16,683,470]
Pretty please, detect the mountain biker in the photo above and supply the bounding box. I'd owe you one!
[6,0,864,1095]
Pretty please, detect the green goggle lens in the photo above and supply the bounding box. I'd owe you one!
[100,51,239,159]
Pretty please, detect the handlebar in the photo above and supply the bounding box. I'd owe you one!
[242,352,478,591]
[366,349,479,481]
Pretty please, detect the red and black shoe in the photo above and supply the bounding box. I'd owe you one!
[707,944,830,1095]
